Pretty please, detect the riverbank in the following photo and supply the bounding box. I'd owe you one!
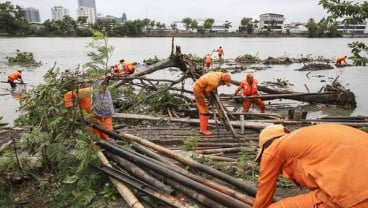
[1,31,368,38]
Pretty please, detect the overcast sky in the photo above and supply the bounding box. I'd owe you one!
[2,0,365,26]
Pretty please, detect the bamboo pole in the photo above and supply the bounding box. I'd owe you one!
[97,140,249,208]
[96,151,144,208]
[95,164,195,208]
[106,153,174,194]
[113,113,271,129]
[130,143,254,205]
[88,123,258,197]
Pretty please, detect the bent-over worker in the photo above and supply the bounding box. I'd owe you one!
[253,123,368,208]
[7,69,24,88]
[193,71,231,136]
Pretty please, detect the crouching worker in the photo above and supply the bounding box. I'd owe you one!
[7,69,24,88]
[193,72,231,136]
[63,77,114,140]
[253,123,368,208]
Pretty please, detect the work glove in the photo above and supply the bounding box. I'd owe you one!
[208,95,215,106]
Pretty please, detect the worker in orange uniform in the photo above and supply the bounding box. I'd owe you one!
[193,72,231,136]
[121,59,136,75]
[204,54,212,68]
[234,72,265,113]
[7,69,24,88]
[336,55,348,65]
[253,123,368,208]
[215,46,224,62]
[112,64,122,77]
[64,77,114,140]
[91,78,114,140]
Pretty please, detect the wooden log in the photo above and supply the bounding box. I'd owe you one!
[195,147,241,155]
[195,154,236,162]
[132,143,254,204]
[118,142,254,205]
[211,93,237,138]
[96,151,144,208]
[148,169,231,208]
[95,164,195,208]
[106,153,174,194]
[113,113,271,130]
[97,140,250,208]
[88,122,258,198]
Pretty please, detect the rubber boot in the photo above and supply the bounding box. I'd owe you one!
[199,115,212,136]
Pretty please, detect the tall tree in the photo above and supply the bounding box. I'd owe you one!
[203,18,215,32]
[240,17,254,33]
[0,1,29,35]
[182,17,193,30]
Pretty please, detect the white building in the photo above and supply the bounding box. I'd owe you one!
[337,19,368,34]
[283,23,308,33]
[51,6,70,21]
[77,6,96,25]
[259,13,285,32]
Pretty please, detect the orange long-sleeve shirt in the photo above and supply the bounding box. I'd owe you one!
[193,72,223,98]
[253,124,368,208]
[8,71,22,81]
[63,87,92,114]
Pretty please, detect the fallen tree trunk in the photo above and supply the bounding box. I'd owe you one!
[230,78,356,109]
[113,113,270,129]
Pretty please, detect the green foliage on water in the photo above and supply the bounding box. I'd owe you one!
[143,55,161,65]
[6,49,42,67]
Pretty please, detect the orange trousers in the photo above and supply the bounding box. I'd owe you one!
[91,116,113,140]
[269,190,368,208]
[243,98,265,113]
[194,94,209,115]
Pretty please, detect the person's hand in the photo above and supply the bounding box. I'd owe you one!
[208,96,215,106]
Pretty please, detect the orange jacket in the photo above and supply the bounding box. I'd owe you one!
[253,124,368,208]
[234,79,259,96]
[205,55,212,65]
[8,71,22,81]
[113,65,122,76]
[336,55,346,62]
[193,72,223,98]
[63,87,92,113]
[123,61,135,75]
[216,48,224,56]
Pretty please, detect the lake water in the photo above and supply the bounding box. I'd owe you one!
[0,37,367,125]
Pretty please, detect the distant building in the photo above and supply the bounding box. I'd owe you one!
[24,7,41,23]
[259,13,285,32]
[78,0,96,11]
[283,22,308,33]
[51,6,70,21]
[121,13,127,23]
[337,19,368,34]
[77,6,96,25]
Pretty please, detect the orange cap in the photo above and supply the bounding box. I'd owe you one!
[254,124,288,162]
[246,72,254,78]
[221,73,231,87]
